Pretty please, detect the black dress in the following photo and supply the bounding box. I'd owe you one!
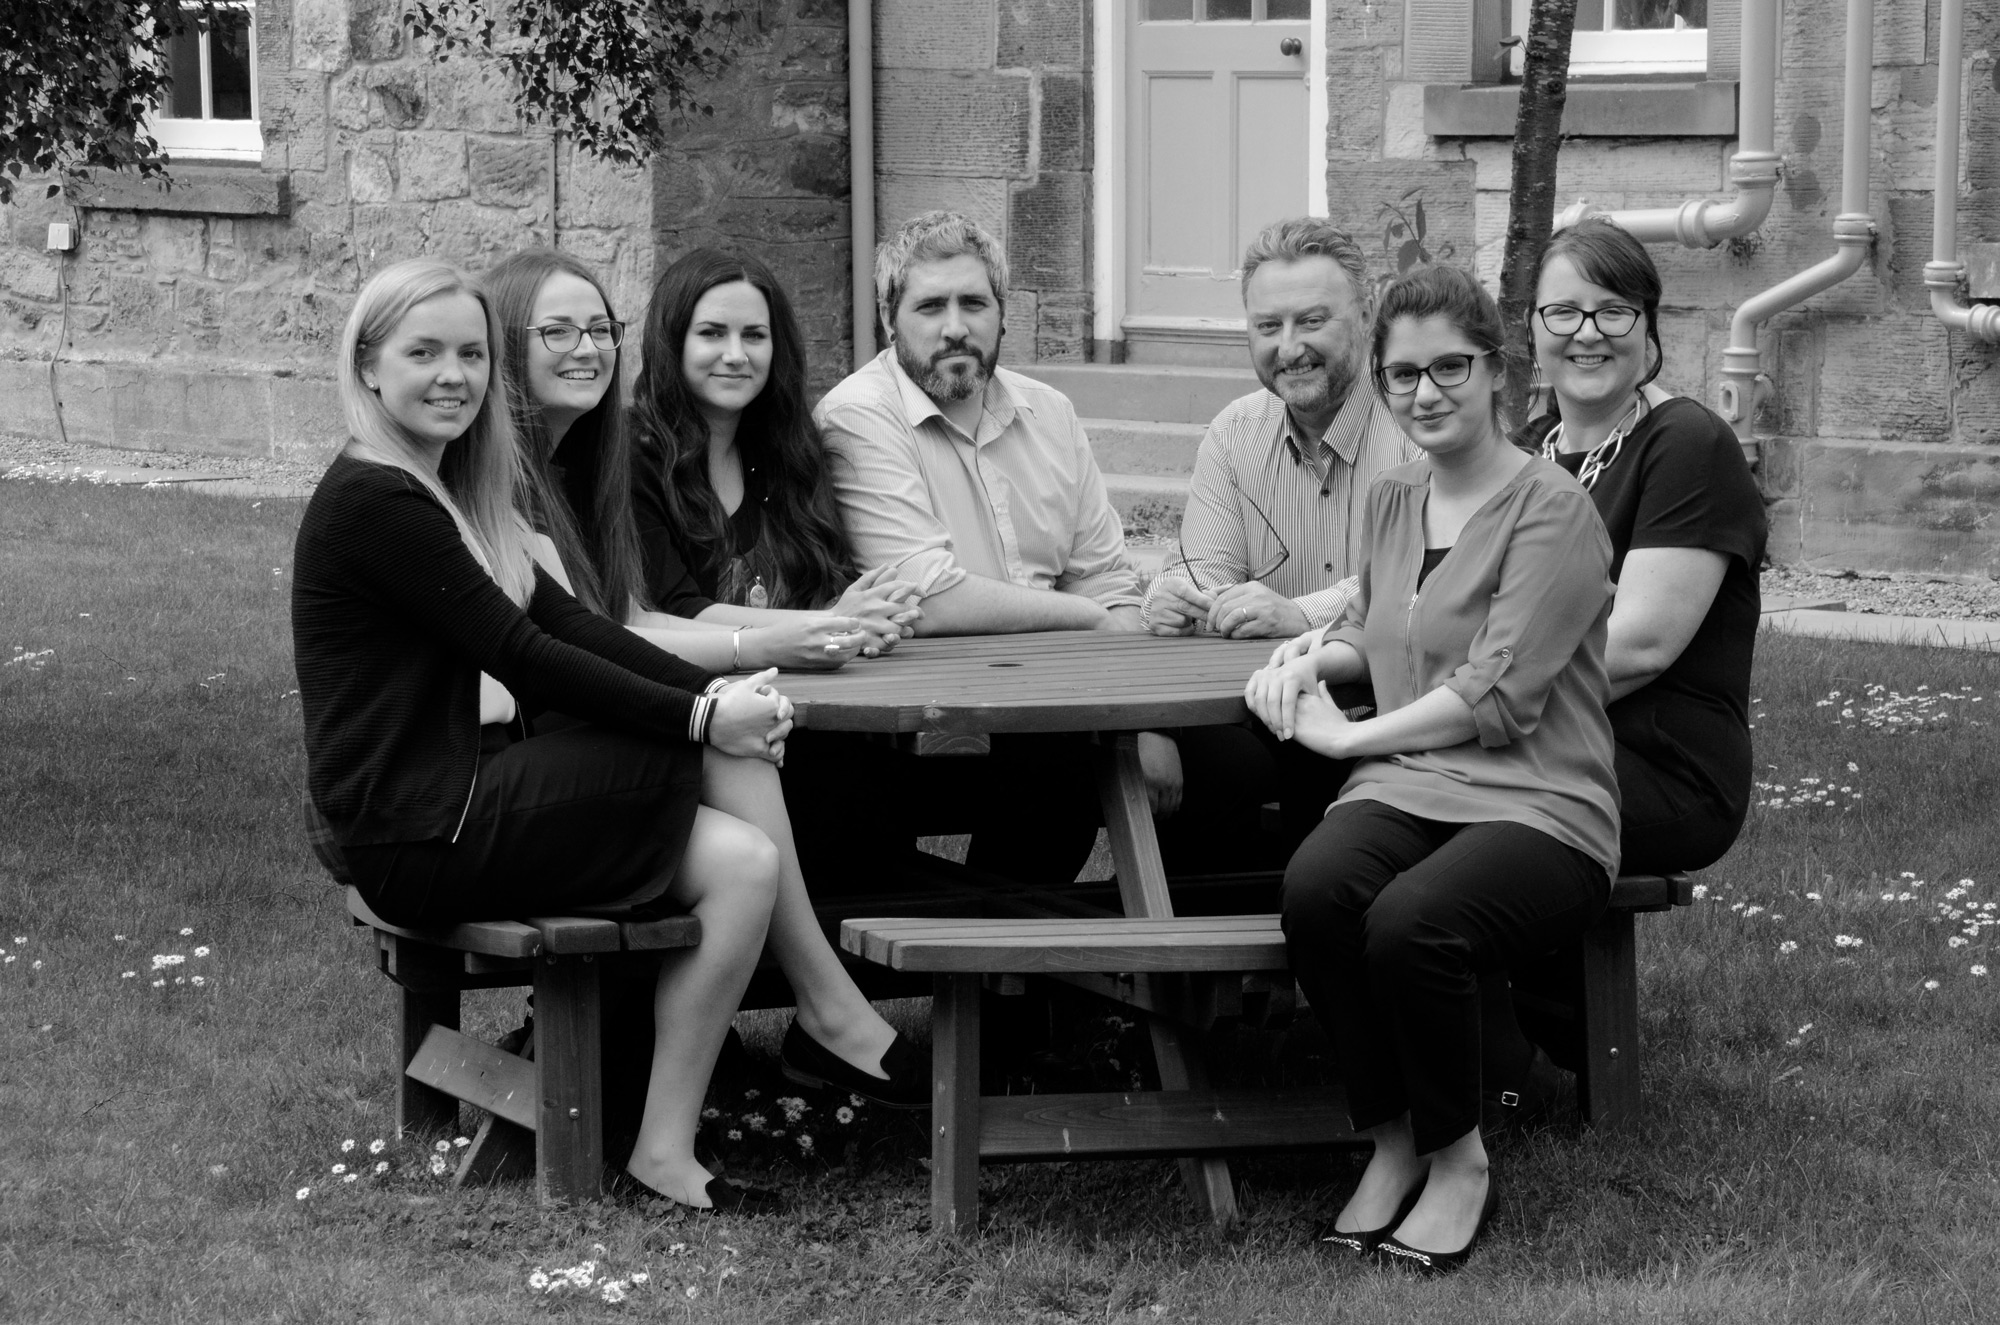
[1520,397,1766,874]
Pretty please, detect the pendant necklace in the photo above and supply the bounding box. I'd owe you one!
[1542,395,1644,491]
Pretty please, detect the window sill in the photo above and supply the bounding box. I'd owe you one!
[69,163,289,217]
[1423,80,1737,139]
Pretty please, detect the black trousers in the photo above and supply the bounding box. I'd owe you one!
[343,722,703,927]
[1155,720,1359,879]
[1281,799,1608,1154]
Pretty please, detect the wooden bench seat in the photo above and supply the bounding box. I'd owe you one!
[841,871,1691,1235]
[347,888,700,1203]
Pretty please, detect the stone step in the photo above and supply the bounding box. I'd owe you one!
[1020,363,1257,425]
[1081,417,1207,478]
[1104,471,1189,544]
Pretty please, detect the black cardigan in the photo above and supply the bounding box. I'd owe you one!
[292,454,721,847]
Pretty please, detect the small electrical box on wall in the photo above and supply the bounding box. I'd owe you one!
[46,222,76,252]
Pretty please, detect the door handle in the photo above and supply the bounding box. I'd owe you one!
[1279,37,1303,56]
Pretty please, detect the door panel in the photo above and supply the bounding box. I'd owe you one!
[1125,0,1310,335]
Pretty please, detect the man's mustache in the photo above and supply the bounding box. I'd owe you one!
[931,337,985,366]
[1275,350,1326,374]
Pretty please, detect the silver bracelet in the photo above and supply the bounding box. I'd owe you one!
[731,627,743,671]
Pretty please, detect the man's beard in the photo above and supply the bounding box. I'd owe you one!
[899,334,1000,403]
[1264,351,1360,419]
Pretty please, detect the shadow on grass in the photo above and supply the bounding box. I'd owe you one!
[2,479,1997,1322]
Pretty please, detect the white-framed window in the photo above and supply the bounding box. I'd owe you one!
[1510,0,1707,79]
[151,2,263,161]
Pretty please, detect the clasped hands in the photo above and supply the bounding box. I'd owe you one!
[833,564,924,657]
[709,668,795,764]
[1243,628,1353,758]
[1148,575,1310,639]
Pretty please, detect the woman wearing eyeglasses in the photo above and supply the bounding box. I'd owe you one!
[1245,264,1617,1274]
[1521,218,1766,878]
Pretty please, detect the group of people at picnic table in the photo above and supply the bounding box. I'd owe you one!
[291,208,1764,1272]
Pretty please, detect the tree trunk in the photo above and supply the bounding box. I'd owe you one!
[1498,0,1580,430]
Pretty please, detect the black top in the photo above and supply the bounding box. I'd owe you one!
[292,454,719,847]
[630,433,787,611]
[1417,545,1451,590]
[1519,397,1766,818]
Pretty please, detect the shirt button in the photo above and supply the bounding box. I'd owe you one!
[1324,563,1333,572]
[1320,488,1329,496]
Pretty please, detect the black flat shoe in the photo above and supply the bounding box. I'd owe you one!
[780,1020,929,1109]
[607,1170,784,1217]
[1373,1175,1499,1277]
[1317,1178,1426,1258]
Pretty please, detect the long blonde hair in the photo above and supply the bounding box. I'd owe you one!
[338,259,537,605]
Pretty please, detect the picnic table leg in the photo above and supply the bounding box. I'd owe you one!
[1577,909,1641,1130]
[931,972,983,1237]
[533,954,605,1203]
[389,936,463,1138]
[1092,732,1239,1228]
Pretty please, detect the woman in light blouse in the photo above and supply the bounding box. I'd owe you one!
[1246,265,1617,1275]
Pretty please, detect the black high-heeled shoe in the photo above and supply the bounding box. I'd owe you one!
[1316,1177,1426,1258]
[1373,1174,1499,1277]
[779,1020,930,1109]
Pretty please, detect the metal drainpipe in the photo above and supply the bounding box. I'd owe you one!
[1715,0,1878,465]
[1925,0,2000,341]
[849,0,877,372]
[1554,0,1781,247]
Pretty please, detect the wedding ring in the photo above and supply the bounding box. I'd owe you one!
[824,642,842,654]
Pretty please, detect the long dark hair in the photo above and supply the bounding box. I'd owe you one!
[631,249,855,609]
[1536,217,1665,391]
[484,249,649,619]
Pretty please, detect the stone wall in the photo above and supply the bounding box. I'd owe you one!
[873,0,1092,364]
[1345,0,2000,575]
[0,0,855,455]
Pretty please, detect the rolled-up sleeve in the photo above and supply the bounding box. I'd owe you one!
[1444,489,1612,748]
[819,398,969,598]
[1055,415,1142,608]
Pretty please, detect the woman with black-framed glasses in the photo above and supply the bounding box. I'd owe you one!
[1247,264,1618,1275]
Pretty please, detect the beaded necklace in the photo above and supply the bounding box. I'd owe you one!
[1540,395,1645,491]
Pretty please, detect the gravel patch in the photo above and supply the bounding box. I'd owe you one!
[0,433,327,496]
[1763,564,2000,623]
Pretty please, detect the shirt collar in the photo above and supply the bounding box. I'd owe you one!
[1276,384,1373,469]
[883,349,1022,442]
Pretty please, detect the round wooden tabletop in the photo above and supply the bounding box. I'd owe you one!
[771,631,1280,735]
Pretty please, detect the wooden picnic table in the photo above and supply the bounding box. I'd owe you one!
[775,630,1282,1224]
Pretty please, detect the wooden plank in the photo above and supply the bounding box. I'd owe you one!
[978,1088,1363,1160]
[1577,910,1641,1130]
[932,974,982,1238]
[392,941,463,1136]
[456,1113,537,1187]
[842,913,1284,945]
[533,957,605,1203]
[617,915,702,952]
[866,935,1291,975]
[1607,874,1678,911]
[348,888,545,958]
[524,916,623,955]
[405,1023,538,1131]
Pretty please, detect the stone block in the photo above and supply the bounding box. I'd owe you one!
[1965,55,2000,194]
[272,375,345,459]
[1816,314,1952,442]
[470,137,550,208]
[878,0,994,70]
[1035,291,1090,363]
[876,71,1032,178]
[875,175,1010,246]
[999,288,1039,364]
[350,132,398,204]
[183,372,275,454]
[1951,338,2000,446]
[0,247,60,302]
[430,201,542,270]
[1008,173,1085,289]
[1471,189,1506,288]
[262,70,330,174]
[1653,308,1711,402]
[559,148,649,229]
[1039,71,1087,172]
[353,204,431,272]
[1795,437,2000,575]
[108,277,175,339]
[998,0,1083,68]
[1885,190,1937,312]
[1460,140,1727,200]
[397,132,470,202]
[1325,45,1384,160]
[772,83,848,137]
[1383,82,1431,161]
[139,216,209,274]
[1879,67,1939,194]
[1322,160,1478,287]
[0,357,62,440]
[426,63,525,134]
[349,0,405,61]
[292,0,350,74]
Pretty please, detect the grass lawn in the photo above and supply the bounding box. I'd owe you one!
[3,476,1998,1323]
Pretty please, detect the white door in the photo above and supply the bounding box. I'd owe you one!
[1124,0,1311,353]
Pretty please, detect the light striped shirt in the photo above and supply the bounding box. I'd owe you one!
[1144,385,1420,628]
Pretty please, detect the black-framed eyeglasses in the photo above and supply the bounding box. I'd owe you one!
[1177,486,1290,591]
[1534,304,1641,338]
[523,321,626,352]
[1376,351,1492,397]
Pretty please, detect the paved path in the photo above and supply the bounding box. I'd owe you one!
[1760,609,2000,651]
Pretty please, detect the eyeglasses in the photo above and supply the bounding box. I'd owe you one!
[1376,351,1492,396]
[1534,304,1641,338]
[1177,486,1290,591]
[523,321,626,353]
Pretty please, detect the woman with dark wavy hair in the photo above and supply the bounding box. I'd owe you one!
[629,248,920,648]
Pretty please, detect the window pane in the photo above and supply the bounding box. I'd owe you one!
[166,25,203,119]
[1613,0,1704,28]
[209,10,255,119]
[1265,0,1311,16]
[1202,0,1253,20]
[1144,0,1194,18]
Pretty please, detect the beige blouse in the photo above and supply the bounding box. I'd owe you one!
[1325,456,1621,876]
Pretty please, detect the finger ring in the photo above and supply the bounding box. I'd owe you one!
[824,642,841,654]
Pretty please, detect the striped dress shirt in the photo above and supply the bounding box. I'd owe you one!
[1144,385,1420,628]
